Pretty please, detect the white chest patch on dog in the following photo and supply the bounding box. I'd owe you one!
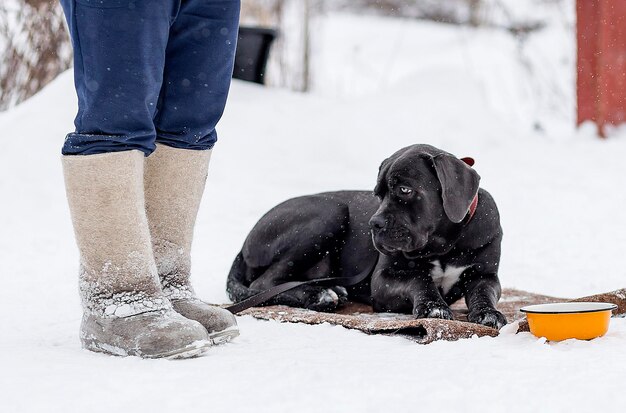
[430,260,468,295]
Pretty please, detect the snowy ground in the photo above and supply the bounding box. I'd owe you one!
[2,8,626,413]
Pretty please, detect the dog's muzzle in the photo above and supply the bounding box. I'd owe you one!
[369,215,427,254]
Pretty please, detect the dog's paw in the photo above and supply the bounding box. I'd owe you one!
[468,308,507,329]
[306,288,342,312]
[330,286,349,307]
[413,302,454,320]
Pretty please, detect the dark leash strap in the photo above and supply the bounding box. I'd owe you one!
[226,256,379,314]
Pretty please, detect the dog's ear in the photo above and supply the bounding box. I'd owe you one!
[374,156,393,196]
[432,155,480,223]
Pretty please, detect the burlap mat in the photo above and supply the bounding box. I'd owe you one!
[237,288,626,344]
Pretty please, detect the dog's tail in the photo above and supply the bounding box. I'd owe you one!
[226,251,256,303]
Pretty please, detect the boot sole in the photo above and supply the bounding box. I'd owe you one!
[208,327,240,345]
[82,338,213,360]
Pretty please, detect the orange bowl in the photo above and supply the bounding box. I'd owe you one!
[520,302,617,341]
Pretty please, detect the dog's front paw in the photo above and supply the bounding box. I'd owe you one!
[468,308,507,329]
[330,286,349,307]
[306,288,343,312]
[413,302,454,320]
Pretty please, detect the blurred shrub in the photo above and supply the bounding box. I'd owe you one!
[0,0,71,111]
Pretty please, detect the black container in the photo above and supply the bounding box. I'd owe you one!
[233,26,278,85]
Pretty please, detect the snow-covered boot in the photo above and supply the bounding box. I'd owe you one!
[144,144,239,344]
[63,150,212,358]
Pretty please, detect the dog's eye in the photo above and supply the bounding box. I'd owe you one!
[399,186,413,195]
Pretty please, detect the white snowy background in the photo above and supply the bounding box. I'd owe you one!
[1,1,626,412]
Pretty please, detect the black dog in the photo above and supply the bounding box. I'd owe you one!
[227,144,506,328]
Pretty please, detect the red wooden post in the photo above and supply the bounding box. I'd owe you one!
[577,0,626,137]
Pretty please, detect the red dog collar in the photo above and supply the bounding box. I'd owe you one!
[468,193,478,221]
[461,156,478,221]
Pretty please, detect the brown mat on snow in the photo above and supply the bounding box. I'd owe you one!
[237,288,626,344]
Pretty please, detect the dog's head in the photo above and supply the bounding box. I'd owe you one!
[370,144,480,258]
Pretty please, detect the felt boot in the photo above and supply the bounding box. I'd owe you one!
[63,150,212,359]
[144,144,239,344]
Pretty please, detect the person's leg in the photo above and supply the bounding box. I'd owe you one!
[59,0,211,358]
[144,0,240,343]
[63,151,211,358]
[153,0,241,150]
[145,145,238,343]
[60,0,177,155]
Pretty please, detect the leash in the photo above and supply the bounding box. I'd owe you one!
[226,256,379,314]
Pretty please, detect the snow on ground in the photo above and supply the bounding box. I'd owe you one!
[1,8,626,413]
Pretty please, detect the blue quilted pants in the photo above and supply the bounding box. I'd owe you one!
[60,0,240,155]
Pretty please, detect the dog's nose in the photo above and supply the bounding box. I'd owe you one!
[369,215,387,231]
